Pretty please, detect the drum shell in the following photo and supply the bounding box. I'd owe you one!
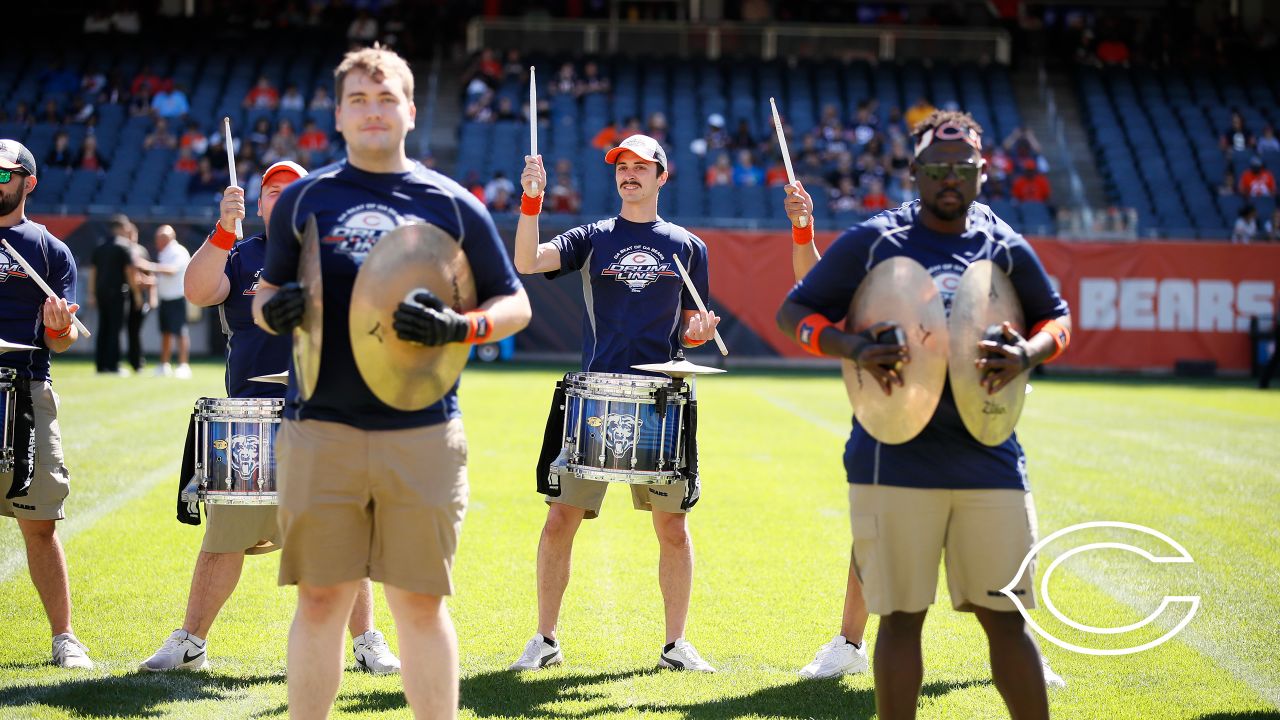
[0,367,15,473]
[562,372,688,485]
[194,398,285,505]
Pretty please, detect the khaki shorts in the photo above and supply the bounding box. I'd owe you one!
[201,504,281,555]
[277,418,468,596]
[849,484,1038,615]
[546,473,692,520]
[1,381,71,521]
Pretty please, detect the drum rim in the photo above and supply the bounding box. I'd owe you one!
[565,371,680,387]
[198,490,279,506]
[567,464,684,485]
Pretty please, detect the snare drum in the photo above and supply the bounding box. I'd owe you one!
[561,372,689,484]
[193,397,285,505]
[0,368,15,473]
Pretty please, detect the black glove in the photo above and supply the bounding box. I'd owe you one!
[261,282,305,335]
[393,289,469,346]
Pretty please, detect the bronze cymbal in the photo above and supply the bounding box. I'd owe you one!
[948,259,1027,446]
[292,215,323,401]
[248,371,290,385]
[630,359,726,377]
[0,339,38,354]
[349,223,477,411]
[843,256,949,445]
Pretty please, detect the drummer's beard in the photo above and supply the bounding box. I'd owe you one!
[0,182,25,216]
[922,190,968,222]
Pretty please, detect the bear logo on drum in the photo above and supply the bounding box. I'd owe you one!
[228,434,262,488]
[603,413,642,457]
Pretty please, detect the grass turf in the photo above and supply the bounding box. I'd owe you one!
[0,358,1276,719]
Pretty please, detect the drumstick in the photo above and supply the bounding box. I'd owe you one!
[529,66,539,196]
[222,117,243,240]
[671,253,728,356]
[769,97,808,229]
[0,238,91,338]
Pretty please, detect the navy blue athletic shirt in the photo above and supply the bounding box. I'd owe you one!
[547,216,709,374]
[0,218,77,382]
[218,234,289,399]
[787,201,1069,491]
[263,160,523,430]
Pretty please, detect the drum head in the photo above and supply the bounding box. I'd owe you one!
[349,223,477,411]
[843,256,948,445]
[948,260,1027,446]
[292,215,323,401]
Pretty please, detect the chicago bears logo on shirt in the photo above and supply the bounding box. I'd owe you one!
[323,204,410,264]
[602,245,677,292]
[927,262,966,314]
[0,247,30,283]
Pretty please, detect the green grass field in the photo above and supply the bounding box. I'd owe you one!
[1,358,1277,719]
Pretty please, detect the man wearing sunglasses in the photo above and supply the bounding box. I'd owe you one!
[777,111,1072,720]
[0,139,93,669]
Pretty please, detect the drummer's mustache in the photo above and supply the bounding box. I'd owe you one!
[619,179,641,188]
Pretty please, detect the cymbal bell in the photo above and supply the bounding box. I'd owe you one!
[948,260,1027,446]
[0,338,38,354]
[843,256,949,445]
[292,215,323,401]
[248,371,289,385]
[630,359,726,377]
[349,223,476,411]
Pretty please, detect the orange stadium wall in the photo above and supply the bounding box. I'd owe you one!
[696,229,1280,374]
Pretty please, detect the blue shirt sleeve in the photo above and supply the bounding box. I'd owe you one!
[786,225,875,321]
[455,189,523,303]
[262,181,304,286]
[547,224,594,279]
[682,232,710,313]
[49,236,77,306]
[1006,233,1070,324]
[223,243,239,290]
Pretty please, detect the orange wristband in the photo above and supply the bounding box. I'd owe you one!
[792,222,815,245]
[796,313,835,356]
[1031,318,1070,363]
[520,193,543,216]
[464,310,494,344]
[683,332,707,348]
[45,325,71,339]
[208,224,237,250]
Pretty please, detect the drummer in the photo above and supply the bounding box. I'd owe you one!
[777,110,1071,720]
[510,134,720,672]
[137,161,400,674]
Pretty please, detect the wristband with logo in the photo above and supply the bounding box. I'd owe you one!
[464,310,495,344]
[796,313,835,356]
[1031,317,1070,363]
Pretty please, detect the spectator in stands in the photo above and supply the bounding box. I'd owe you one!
[576,61,610,97]
[1257,125,1280,154]
[180,121,208,156]
[11,102,35,127]
[856,150,887,190]
[76,135,107,173]
[548,158,582,214]
[484,171,515,205]
[826,152,857,190]
[706,152,733,187]
[646,112,669,144]
[502,50,526,84]
[888,168,914,205]
[733,149,765,187]
[144,118,179,151]
[465,48,502,90]
[131,65,164,98]
[705,113,729,154]
[765,154,789,188]
[68,97,94,125]
[243,76,280,110]
[494,97,517,122]
[830,177,860,213]
[188,157,225,203]
[1012,166,1052,204]
[308,85,333,111]
[1222,111,1254,153]
[174,147,199,174]
[347,10,379,44]
[152,83,190,120]
[81,70,107,98]
[266,120,299,165]
[128,90,152,118]
[795,148,825,189]
[1004,127,1048,173]
[39,100,61,125]
[1218,170,1239,196]
[1232,205,1258,243]
[465,89,496,123]
[551,62,578,95]
[849,102,879,150]
[248,117,273,158]
[904,96,936,132]
[730,119,758,153]
[47,132,75,170]
[862,178,890,212]
[487,185,514,213]
[298,119,330,165]
[280,84,306,112]
[886,136,911,175]
[1240,157,1276,197]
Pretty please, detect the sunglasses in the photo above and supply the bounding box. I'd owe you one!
[917,163,982,182]
[0,169,29,184]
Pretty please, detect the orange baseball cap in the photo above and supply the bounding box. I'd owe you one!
[262,160,307,186]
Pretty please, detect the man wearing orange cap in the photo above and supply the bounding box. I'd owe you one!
[137,160,400,674]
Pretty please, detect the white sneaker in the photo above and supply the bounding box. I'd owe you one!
[1042,659,1066,689]
[175,363,193,379]
[138,629,209,672]
[52,633,94,669]
[508,634,563,670]
[658,638,716,672]
[154,363,173,377]
[353,630,401,675]
[798,634,869,679]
